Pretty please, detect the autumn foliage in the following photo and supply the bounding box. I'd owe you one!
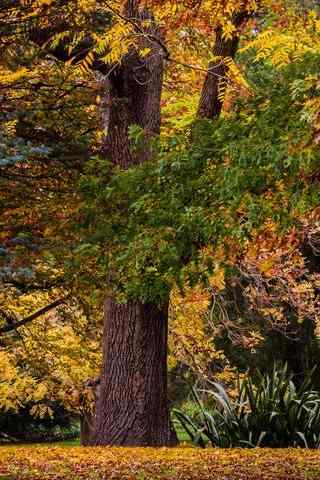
[1,446,320,479]
[1,0,320,453]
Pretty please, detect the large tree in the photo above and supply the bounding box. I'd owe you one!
[0,0,257,446]
[92,1,171,447]
[91,1,251,446]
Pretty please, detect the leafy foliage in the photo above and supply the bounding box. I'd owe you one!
[174,365,320,448]
[1,0,320,434]
[77,46,320,303]
[0,292,100,419]
[0,407,79,444]
[169,286,239,394]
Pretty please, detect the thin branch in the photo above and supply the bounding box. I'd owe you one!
[104,3,230,80]
[168,57,229,80]
[0,297,68,335]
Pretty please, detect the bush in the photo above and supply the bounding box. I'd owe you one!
[0,403,80,443]
[174,365,320,448]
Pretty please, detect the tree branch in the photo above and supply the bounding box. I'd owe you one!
[197,11,251,120]
[0,298,67,335]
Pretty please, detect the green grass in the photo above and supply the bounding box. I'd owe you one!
[56,427,190,446]
[59,438,80,446]
[52,423,191,447]
[1,425,189,448]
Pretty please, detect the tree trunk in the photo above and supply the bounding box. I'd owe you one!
[197,13,248,120]
[91,1,174,446]
[92,4,249,447]
[94,299,171,446]
[80,412,94,446]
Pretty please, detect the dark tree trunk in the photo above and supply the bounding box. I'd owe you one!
[94,299,171,446]
[80,377,100,446]
[197,13,248,120]
[91,1,175,446]
[93,4,249,447]
[80,412,94,446]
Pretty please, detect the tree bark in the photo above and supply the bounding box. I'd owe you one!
[197,13,248,120]
[92,5,250,447]
[90,1,174,446]
[94,299,171,446]
[80,412,94,446]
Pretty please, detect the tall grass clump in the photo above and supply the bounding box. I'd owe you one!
[174,365,320,448]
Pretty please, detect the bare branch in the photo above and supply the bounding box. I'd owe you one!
[0,297,68,335]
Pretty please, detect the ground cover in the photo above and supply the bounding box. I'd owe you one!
[0,446,320,479]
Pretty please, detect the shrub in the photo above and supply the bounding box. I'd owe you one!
[0,403,80,443]
[174,365,320,448]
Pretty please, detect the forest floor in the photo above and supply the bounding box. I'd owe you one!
[0,445,320,479]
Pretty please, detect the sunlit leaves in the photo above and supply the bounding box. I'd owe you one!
[243,9,320,68]
[0,290,101,417]
[1,445,320,478]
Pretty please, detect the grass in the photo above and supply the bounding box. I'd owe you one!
[56,425,190,446]
[59,438,81,446]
